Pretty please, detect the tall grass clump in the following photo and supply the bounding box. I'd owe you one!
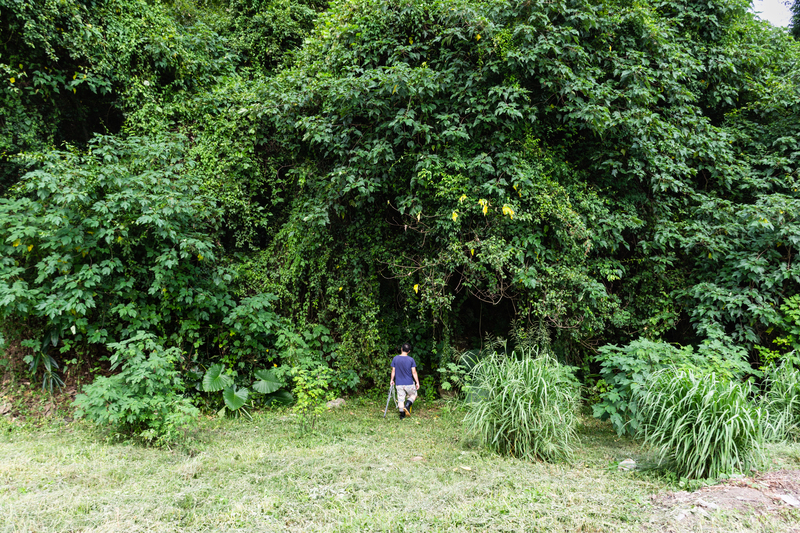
[463,347,580,462]
[762,363,800,441]
[636,367,765,479]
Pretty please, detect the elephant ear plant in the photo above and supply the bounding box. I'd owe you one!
[201,364,287,418]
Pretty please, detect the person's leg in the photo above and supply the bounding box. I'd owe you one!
[404,387,418,415]
[396,386,408,419]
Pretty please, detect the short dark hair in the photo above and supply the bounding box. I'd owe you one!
[401,342,412,353]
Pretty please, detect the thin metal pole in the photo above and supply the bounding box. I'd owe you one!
[383,383,395,418]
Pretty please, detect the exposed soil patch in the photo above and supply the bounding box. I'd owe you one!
[646,470,800,532]
[0,373,78,424]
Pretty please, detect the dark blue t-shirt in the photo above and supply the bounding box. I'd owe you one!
[391,355,417,386]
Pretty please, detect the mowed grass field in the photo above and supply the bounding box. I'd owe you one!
[1,398,799,532]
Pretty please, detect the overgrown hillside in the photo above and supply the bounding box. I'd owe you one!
[1,0,799,406]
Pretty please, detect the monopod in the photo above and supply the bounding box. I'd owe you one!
[383,383,397,418]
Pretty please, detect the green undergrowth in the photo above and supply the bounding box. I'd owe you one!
[1,401,799,532]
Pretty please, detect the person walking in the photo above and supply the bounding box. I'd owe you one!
[390,343,419,419]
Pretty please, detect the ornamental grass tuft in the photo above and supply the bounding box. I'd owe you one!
[762,363,800,441]
[636,367,765,479]
[463,347,580,462]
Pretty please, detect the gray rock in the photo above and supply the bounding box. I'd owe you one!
[618,458,636,471]
[326,398,346,409]
[779,494,800,507]
[696,498,718,510]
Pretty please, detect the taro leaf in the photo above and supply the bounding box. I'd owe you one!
[203,363,233,392]
[265,390,294,406]
[223,385,249,411]
[253,368,282,394]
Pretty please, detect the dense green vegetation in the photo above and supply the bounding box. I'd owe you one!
[1,0,799,449]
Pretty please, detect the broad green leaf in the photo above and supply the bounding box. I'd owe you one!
[203,363,233,392]
[223,385,249,411]
[253,368,283,394]
[264,390,294,406]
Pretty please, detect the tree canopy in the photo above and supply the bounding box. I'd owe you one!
[1,0,799,391]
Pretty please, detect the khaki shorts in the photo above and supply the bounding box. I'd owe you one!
[396,384,417,405]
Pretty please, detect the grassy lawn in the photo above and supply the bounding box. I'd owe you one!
[1,397,799,532]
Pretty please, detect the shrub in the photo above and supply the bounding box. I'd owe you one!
[438,348,483,396]
[73,332,199,445]
[463,347,580,462]
[636,367,765,479]
[593,336,751,436]
[291,360,334,434]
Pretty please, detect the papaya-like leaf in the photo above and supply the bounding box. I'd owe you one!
[253,368,282,394]
[203,363,233,392]
[223,385,249,411]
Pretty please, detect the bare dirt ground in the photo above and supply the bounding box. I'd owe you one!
[645,470,800,532]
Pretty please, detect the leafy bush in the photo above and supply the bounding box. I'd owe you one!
[0,133,228,360]
[291,360,334,434]
[759,296,800,366]
[73,332,199,445]
[593,337,751,436]
[437,348,482,395]
[463,347,580,462]
[636,367,765,479]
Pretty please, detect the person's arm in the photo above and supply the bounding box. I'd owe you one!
[412,367,419,390]
[390,367,395,386]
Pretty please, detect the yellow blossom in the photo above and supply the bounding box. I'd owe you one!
[197,253,203,260]
[479,199,488,216]
[9,77,15,84]
[476,34,481,41]
[27,245,33,252]
[413,284,419,294]
[452,211,458,221]
[12,239,20,247]
[502,205,515,219]
[459,194,467,203]
[471,248,475,256]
